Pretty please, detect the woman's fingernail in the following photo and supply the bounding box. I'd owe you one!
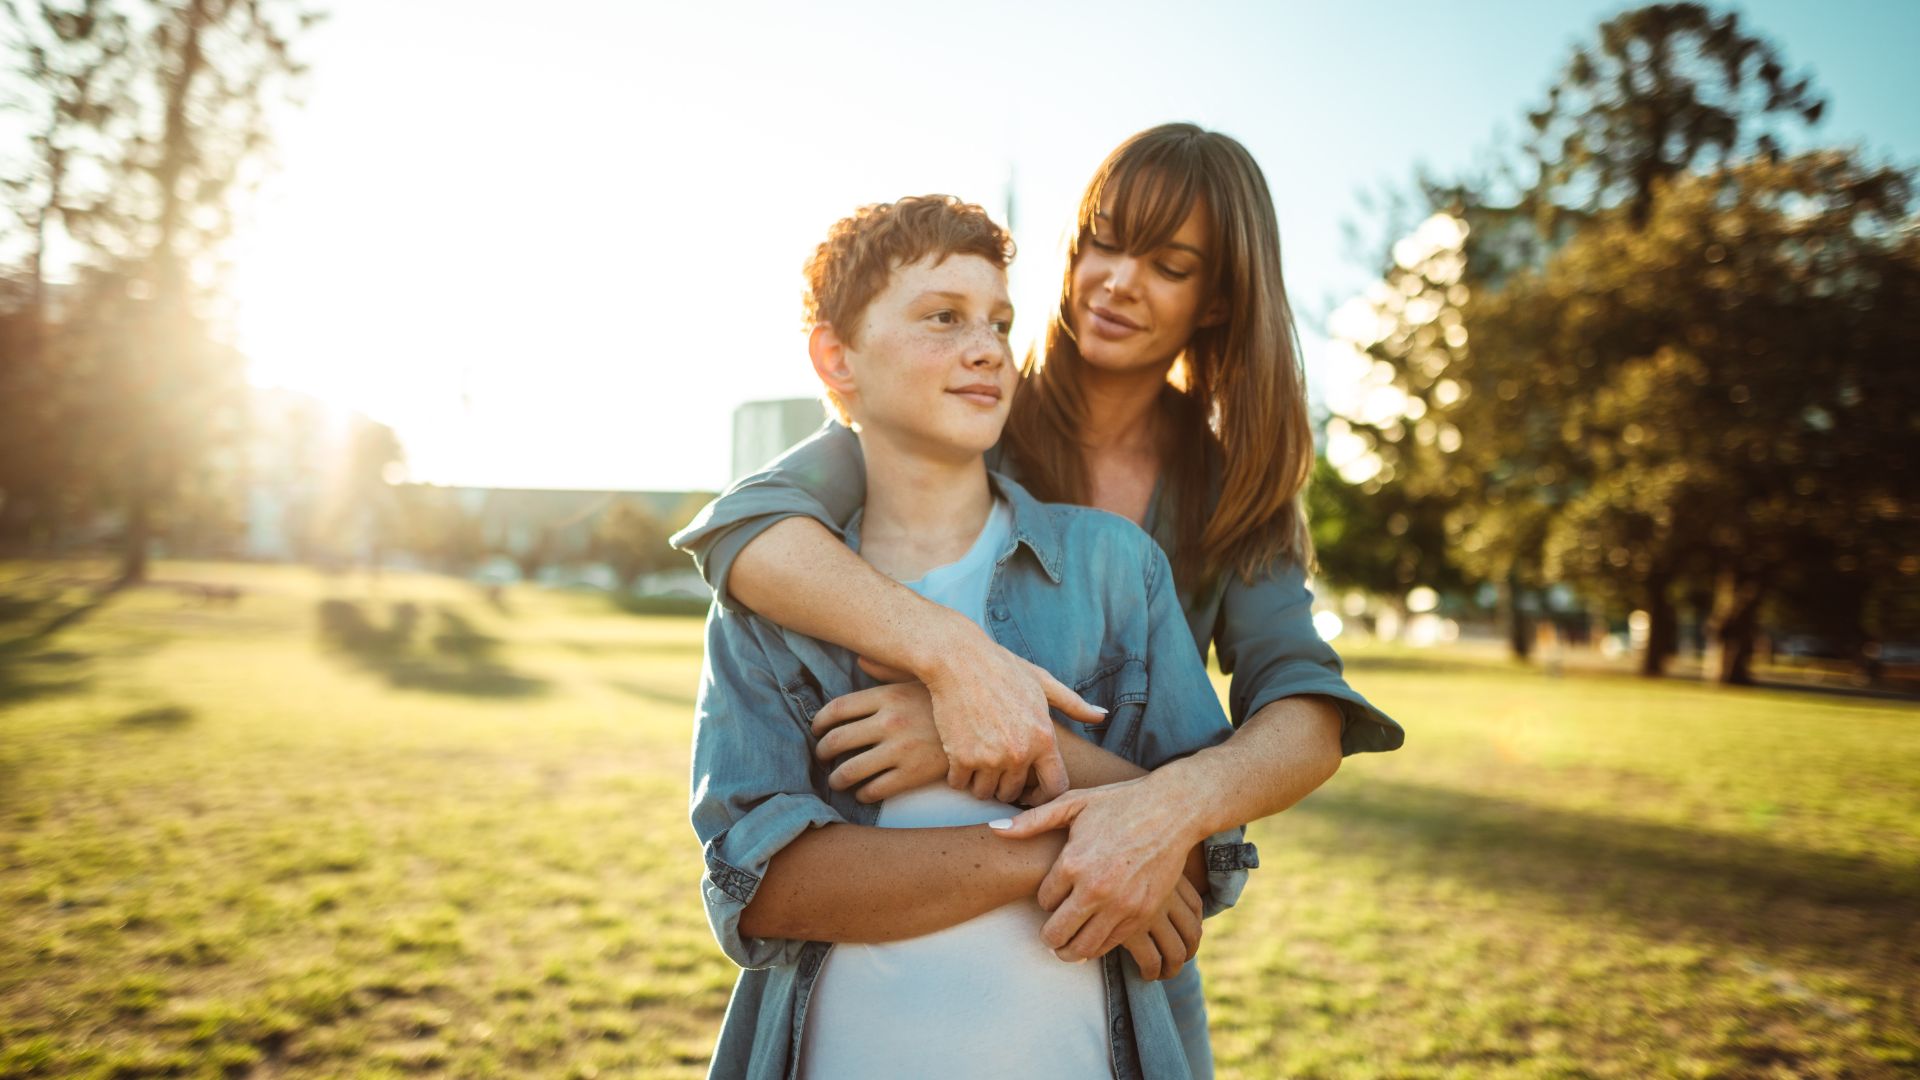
[1091,705,1108,714]
[987,818,1012,830]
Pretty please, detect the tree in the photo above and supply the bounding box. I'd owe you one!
[1525,1,1825,229]
[1495,152,1918,683]
[593,500,675,592]
[1,0,320,581]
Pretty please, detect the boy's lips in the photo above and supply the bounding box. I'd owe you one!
[948,383,1003,407]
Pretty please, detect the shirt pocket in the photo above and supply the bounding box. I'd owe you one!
[1058,657,1150,761]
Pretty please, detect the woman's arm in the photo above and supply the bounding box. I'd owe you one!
[1212,551,1406,755]
[738,520,1098,804]
[672,423,1103,805]
[739,823,1064,943]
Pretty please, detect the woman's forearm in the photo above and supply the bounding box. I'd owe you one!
[1151,694,1345,842]
[731,518,1098,803]
[729,517,973,676]
[740,823,1066,943]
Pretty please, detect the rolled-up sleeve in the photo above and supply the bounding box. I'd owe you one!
[1136,539,1254,918]
[688,605,844,969]
[669,421,868,614]
[1214,555,1405,756]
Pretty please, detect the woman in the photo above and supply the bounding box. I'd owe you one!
[674,122,1404,1075]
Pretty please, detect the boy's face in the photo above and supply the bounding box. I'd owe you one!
[823,253,1016,461]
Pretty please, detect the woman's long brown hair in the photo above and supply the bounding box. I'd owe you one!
[1002,123,1317,592]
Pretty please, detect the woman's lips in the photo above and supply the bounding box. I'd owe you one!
[1087,305,1142,339]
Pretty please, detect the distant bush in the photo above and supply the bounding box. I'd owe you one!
[612,594,709,618]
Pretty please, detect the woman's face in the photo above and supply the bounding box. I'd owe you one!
[1067,199,1219,376]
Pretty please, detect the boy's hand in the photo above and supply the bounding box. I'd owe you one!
[913,629,1106,805]
[1117,874,1204,981]
[812,679,952,803]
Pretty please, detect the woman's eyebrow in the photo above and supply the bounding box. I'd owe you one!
[1094,211,1206,258]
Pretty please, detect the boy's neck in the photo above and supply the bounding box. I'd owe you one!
[853,425,995,583]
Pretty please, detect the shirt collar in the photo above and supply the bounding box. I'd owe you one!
[842,468,1063,586]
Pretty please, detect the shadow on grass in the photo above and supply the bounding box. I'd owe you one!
[0,637,94,706]
[1296,778,1919,968]
[117,704,196,729]
[316,599,547,699]
[0,583,114,706]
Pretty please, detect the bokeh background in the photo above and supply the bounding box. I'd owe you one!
[1,2,1915,1077]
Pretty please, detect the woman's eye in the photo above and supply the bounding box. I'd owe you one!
[1158,264,1192,281]
[1087,235,1119,253]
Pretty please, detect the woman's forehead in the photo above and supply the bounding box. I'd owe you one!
[1092,164,1212,253]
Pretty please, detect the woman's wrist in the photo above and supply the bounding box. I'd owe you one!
[908,604,996,684]
[1146,753,1235,844]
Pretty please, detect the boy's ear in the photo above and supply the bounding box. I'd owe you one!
[809,323,858,397]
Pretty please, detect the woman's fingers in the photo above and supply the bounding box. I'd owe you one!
[1028,662,1108,725]
[1035,862,1072,914]
[947,763,975,796]
[991,765,1030,805]
[1053,905,1122,963]
[988,793,1082,839]
[1028,748,1071,804]
[968,768,1008,802]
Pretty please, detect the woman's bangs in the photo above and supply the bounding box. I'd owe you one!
[1090,155,1205,255]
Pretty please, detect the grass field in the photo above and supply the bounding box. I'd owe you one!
[1,560,1915,1079]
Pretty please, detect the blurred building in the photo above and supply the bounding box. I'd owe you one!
[732,398,828,484]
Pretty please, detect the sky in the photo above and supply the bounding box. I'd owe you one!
[224,0,1920,493]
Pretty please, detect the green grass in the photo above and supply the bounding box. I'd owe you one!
[0,560,1914,1079]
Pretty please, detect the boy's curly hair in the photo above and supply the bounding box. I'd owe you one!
[804,195,1015,423]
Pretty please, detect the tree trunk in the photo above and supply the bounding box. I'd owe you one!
[1639,576,1674,677]
[1503,573,1533,661]
[118,489,150,586]
[1707,564,1767,686]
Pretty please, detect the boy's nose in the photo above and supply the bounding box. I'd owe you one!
[962,324,1007,367]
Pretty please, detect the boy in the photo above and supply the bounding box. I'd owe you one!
[689,195,1251,1079]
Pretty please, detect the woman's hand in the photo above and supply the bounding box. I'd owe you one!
[811,679,952,803]
[899,624,1108,805]
[1117,873,1204,981]
[990,773,1204,962]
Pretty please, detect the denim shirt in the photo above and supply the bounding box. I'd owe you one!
[690,472,1257,1080]
[672,419,1405,756]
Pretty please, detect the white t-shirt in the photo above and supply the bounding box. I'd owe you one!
[799,496,1109,1079]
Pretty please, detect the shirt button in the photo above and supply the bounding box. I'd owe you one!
[991,607,1009,621]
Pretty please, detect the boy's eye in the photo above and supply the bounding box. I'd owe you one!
[992,318,1012,335]
[929,310,956,324]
